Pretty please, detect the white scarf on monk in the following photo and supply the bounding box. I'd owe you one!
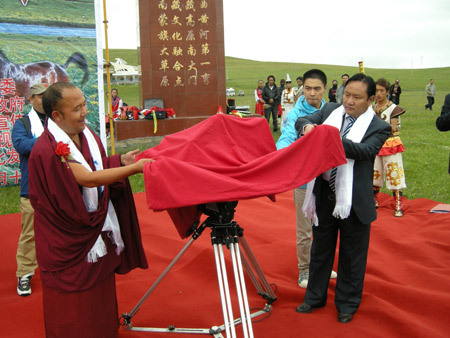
[47,118,124,262]
[302,105,374,225]
[28,108,44,138]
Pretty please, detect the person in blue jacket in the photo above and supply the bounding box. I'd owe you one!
[277,69,336,288]
[11,83,48,296]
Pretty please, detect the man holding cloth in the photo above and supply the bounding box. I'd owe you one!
[29,82,152,337]
[295,74,390,323]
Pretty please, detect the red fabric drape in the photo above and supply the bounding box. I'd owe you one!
[137,114,346,238]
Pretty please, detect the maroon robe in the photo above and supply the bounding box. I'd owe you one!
[29,126,148,336]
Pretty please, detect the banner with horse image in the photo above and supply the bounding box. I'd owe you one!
[0,0,104,187]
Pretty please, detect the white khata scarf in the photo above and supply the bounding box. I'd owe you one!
[47,118,124,262]
[28,108,44,138]
[302,105,374,225]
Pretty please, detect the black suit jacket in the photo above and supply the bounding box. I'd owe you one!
[436,94,450,173]
[295,103,391,224]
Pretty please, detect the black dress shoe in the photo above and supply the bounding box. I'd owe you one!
[337,312,353,323]
[296,303,313,313]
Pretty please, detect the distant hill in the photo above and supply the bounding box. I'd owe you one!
[225,56,450,93]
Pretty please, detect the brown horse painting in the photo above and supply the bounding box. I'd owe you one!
[0,49,89,102]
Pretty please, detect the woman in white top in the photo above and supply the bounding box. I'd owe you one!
[280,77,295,127]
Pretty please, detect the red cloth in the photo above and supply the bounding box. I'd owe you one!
[121,106,140,120]
[29,127,148,292]
[255,102,264,115]
[111,96,121,113]
[165,108,175,117]
[277,104,282,116]
[42,273,119,338]
[378,144,405,155]
[255,88,265,115]
[137,114,346,238]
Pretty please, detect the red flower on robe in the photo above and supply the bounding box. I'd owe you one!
[55,141,72,163]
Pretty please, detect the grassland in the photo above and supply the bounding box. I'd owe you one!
[1,53,449,214]
[0,0,95,27]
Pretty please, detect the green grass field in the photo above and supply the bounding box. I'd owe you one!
[1,53,449,214]
[0,0,95,27]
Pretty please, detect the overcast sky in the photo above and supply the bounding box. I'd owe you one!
[104,0,450,69]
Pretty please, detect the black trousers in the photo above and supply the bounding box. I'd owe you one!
[304,180,371,314]
[426,96,435,109]
[264,105,278,131]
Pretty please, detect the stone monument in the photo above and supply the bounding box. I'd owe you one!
[116,0,226,140]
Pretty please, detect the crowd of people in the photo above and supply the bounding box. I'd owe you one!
[8,71,449,336]
[252,69,448,323]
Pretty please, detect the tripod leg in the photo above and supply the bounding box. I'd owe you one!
[240,252,264,296]
[230,243,250,338]
[124,235,197,321]
[231,242,254,338]
[214,244,237,338]
[240,236,277,301]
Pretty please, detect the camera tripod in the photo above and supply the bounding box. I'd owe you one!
[120,202,277,337]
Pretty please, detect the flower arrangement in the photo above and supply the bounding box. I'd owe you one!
[55,141,73,163]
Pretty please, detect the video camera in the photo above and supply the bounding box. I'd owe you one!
[199,201,238,225]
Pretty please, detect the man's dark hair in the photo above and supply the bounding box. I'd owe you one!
[303,69,327,86]
[42,82,78,119]
[267,75,276,82]
[375,78,390,91]
[346,74,376,99]
[296,76,303,82]
[342,73,349,78]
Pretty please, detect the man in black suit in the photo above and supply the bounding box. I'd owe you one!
[436,93,450,173]
[294,74,391,323]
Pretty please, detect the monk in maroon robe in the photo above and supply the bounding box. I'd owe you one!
[28,82,152,337]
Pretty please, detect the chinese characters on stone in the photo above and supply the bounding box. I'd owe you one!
[156,0,213,88]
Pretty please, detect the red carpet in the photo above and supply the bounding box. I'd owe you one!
[1,191,450,337]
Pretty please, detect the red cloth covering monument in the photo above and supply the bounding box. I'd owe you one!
[137,114,346,238]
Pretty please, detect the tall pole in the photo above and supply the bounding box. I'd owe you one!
[103,0,115,155]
